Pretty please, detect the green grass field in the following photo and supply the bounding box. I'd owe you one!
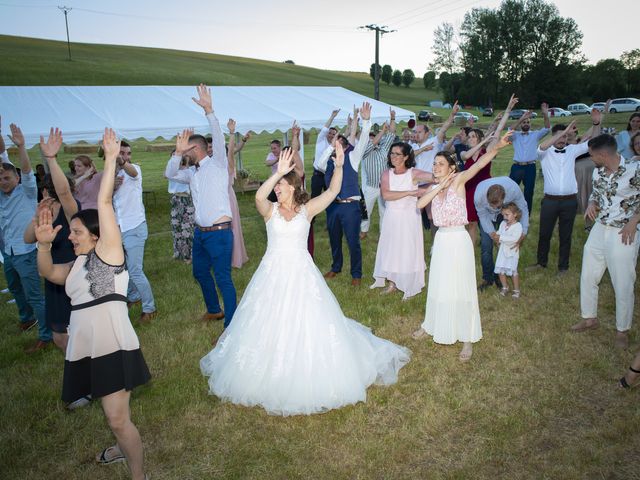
[1,37,639,478]
[0,35,440,107]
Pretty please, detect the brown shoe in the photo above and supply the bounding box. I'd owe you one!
[127,299,141,309]
[570,318,599,333]
[139,311,157,324]
[615,331,629,350]
[324,271,338,279]
[359,232,367,240]
[201,312,224,321]
[19,319,37,332]
[351,278,361,286]
[24,340,51,353]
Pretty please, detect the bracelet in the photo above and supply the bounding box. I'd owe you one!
[37,242,52,252]
[592,122,600,126]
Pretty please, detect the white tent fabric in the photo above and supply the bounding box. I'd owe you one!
[0,86,415,148]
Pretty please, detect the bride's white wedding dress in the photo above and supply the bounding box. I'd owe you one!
[200,203,410,416]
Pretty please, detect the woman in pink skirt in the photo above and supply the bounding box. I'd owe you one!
[226,119,249,268]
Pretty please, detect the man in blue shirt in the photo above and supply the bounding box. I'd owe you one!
[509,104,551,213]
[0,124,50,352]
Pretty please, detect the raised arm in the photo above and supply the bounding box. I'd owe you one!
[487,94,518,150]
[325,109,340,129]
[539,121,576,151]
[581,109,603,142]
[348,106,359,146]
[227,119,237,177]
[349,102,373,171]
[511,110,531,131]
[165,129,195,183]
[541,102,551,129]
[289,122,304,178]
[416,173,455,209]
[437,101,460,144]
[0,115,6,160]
[307,141,345,218]
[34,207,73,285]
[94,128,125,266]
[389,108,397,135]
[193,83,226,164]
[255,148,296,219]
[40,128,78,221]
[8,123,32,174]
[461,134,494,161]
[458,131,513,184]
[233,132,250,154]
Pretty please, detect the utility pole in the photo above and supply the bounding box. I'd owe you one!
[58,6,72,61]
[359,24,396,100]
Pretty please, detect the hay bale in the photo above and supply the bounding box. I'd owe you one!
[64,145,100,154]
[145,144,175,152]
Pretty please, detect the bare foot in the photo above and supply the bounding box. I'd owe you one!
[381,283,398,295]
[411,328,427,340]
[570,318,599,333]
[459,342,473,362]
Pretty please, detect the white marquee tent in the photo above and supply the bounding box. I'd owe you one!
[0,86,416,149]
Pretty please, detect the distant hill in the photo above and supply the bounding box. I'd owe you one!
[0,35,440,106]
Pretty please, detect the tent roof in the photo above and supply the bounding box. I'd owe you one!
[0,86,416,148]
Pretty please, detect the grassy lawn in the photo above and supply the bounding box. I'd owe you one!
[0,35,440,107]
[1,96,639,478]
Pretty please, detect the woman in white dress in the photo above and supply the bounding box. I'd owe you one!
[200,114,411,416]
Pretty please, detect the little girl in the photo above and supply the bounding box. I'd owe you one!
[494,202,523,298]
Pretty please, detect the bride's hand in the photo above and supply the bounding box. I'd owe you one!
[276,148,296,176]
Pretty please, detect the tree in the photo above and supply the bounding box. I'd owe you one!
[369,63,382,81]
[423,71,437,89]
[392,69,402,87]
[381,65,393,85]
[585,59,627,101]
[402,69,415,88]
[283,60,295,65]
[620,49,640,95]
[429,22,460,75]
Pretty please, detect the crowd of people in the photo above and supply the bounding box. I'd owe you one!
[1,85,639,479]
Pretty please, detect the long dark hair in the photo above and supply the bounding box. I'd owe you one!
[71,209,100,237]
[281,171,309,207]
[387,142,416,169]
[434,151,460,173]
[627,112,640,131]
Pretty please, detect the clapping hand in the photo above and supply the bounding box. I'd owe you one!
[192,83,213,114]
[8,123,25,147]
[40,128,63,159]
[227,119,236,134]
[175,128,195,156]
[33,207,62,245]
[102,128,121,160]
[334,139,345,168]
[276,148,296,176]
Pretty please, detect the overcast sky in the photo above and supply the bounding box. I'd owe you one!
[0,0,637,76]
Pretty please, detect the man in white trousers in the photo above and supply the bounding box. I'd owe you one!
[571,134,640,349]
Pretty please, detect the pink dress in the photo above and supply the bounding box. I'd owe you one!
[420,187,482,344]
[371,168,425,299]
[228,171,249,268]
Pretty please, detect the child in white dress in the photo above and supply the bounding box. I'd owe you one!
[494,202,523,298]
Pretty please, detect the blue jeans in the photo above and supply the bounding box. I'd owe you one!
[479,216,502,284]
[326,202,362,278]
[509,163,536,214]
[122,221,156,313]
[3,250,51,341]
[192,228,237,328]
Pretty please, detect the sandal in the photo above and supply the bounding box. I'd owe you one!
[411,328,427,340]
[459,343,473,362]
[96,445,126,465]
[499,287,509,297]
[619,366,640,389]
[511,289,520,299]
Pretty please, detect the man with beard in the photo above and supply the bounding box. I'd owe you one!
[509,104,551,213]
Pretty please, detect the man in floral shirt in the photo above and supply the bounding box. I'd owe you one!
[572,134,640,349]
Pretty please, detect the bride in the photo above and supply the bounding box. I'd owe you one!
[200,126,410,416]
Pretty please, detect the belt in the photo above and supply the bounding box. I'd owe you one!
[313,169,325,175]
[513,161,535,166]
[334,198,358,204]
[544,193,577,201]
[197,221,232,232]
[173,192,190,197]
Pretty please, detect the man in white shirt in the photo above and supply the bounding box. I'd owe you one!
[113,140,157,323]
[508,105,551,213]
[572,134,640,349]
[529,115,601,274]
[165,84,237,327]
[311,109,340,198]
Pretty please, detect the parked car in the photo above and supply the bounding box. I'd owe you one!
[482,107,494,117]
[454,111,479,122]
[508,109,538,120]
[567,103,592,115]
[607,98,640,113]
[590,102,606,112]
[548,107,572,117]
[418,110,435,121]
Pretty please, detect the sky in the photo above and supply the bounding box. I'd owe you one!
[0,0,638,76]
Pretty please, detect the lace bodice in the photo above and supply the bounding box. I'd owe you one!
[266,203,310,252]
[65,250,129,306]
[431,187,468,227]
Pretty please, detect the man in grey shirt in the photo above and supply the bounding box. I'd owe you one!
[474,177,529,291]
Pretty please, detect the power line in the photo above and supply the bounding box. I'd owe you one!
[58,5,72,61]
[375,0,453,26]
[359,25,396,100]
[397,0,485,29]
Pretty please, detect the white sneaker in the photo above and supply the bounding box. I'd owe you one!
[1,288,9,294]
[7,298,16,304]
[67,395,92,410]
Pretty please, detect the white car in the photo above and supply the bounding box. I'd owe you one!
[454,111,479,122]
[591,102,606,112]
[608,98,640,113]
[549,107,572,117]
[567,103,592,115]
